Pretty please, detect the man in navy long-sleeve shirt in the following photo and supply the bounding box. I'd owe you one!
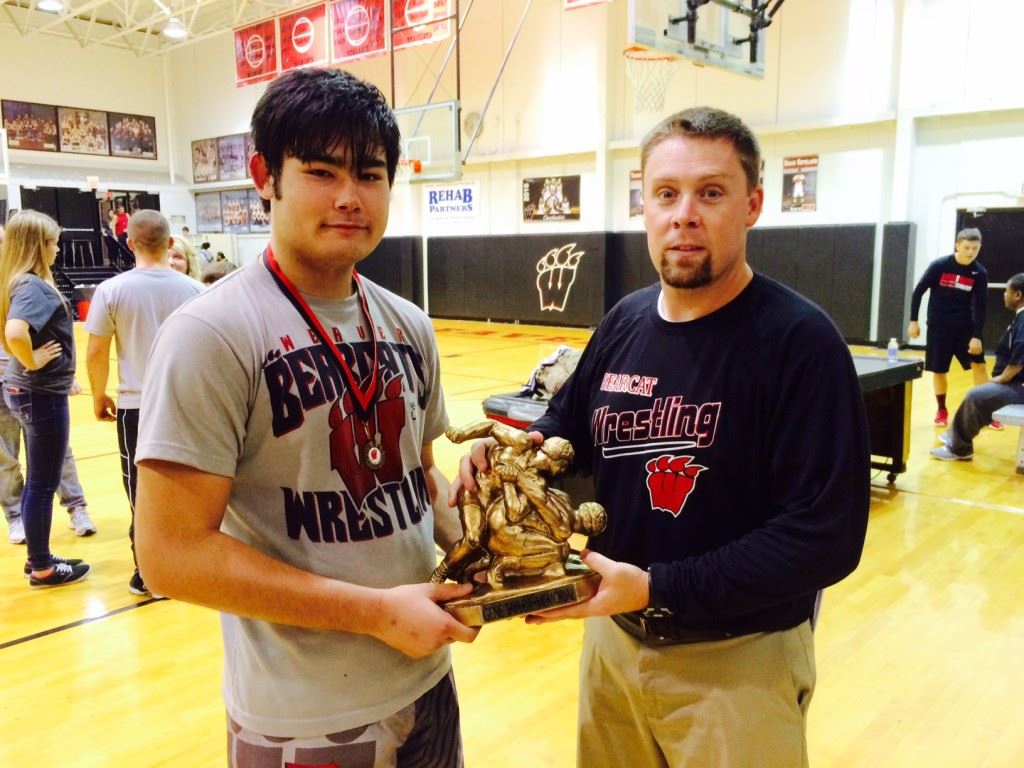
[452,108,870,768]
[908,229,991,427]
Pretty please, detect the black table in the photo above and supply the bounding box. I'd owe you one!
[482,354,923,485]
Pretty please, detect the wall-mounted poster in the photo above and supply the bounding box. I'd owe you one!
[245,133,256,177]
[57,107,109,156]
[331,0,387,63]
[782,155,818,212]
[628,169,643,219]
[192,139,219,183]
[280,3,329,71]
[523,175,581,222]
[248,189,271,232]
[196,192,223,233]
[109,112,157,159]
[2,101,58,152]
[218,134,248,181]
[221,189,251,233]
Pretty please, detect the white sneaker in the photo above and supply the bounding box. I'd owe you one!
[68,507,97,536]
[8,517,25,544]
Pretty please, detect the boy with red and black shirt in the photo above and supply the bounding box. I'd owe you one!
[908,228,994,427]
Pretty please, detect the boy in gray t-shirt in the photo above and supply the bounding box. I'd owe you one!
[85,209,201,596]
[134,69,478,766]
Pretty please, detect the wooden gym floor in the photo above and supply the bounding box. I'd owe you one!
[0,319,1021,767]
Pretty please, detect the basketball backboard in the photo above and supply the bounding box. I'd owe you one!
[629,0,769,78]
[392,100,461,183]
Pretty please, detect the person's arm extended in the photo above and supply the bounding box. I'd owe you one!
[909,261,938,323]
[4,319,59,371]
[86,334,116,421]
[136,459,478,657]
[992,363,1023,385]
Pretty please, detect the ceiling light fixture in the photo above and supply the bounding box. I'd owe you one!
[37,0,65,13]
[163,17,188,39]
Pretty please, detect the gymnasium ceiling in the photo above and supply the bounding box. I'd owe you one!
[0,0,313,56]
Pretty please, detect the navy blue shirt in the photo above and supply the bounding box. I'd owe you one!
[992,309,1024,384]
[4,275,76,395]
[910,254,988,335]
[532,275,870,636]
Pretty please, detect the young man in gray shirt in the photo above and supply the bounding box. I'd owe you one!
[85,209,201,595]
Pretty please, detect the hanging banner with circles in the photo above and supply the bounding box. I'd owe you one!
[280,4,329,71]
[331,0,387,63]
[234,19,278,86]
[392,0,451,50]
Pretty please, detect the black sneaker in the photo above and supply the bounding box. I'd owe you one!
[128,569,165,599]
[28,561,91,588]
[24,554,85,577]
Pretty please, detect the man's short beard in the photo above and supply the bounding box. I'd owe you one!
[660,257,712,289]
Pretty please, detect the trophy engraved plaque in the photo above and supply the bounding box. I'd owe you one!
[432,419,607,626]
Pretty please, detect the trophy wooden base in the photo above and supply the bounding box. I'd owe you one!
[443,568,600,627]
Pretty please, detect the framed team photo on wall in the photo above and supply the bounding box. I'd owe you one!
[57,107,109,156]
[191,138,219,182]
[221,189,251,233]
[2,101,58,152]
[109,112,157,159]
[196,191,223,233]
[218,134,248,181]
[248,189,270,232]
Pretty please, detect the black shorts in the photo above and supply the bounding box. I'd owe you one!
[924,326,985,373]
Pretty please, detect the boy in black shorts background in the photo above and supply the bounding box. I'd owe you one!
[907,228,1000,429]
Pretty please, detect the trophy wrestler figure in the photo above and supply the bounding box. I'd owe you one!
[432,419,606,589]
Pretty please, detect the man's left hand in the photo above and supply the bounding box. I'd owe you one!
[524,549,649,623]
[968,337,983,356]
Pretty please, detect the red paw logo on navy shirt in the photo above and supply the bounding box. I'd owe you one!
[645,455,705,517]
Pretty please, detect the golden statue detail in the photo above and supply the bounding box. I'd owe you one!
[433,419,606,625]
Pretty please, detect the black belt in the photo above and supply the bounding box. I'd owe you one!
[611,611,735,646]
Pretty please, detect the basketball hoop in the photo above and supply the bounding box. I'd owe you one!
[623,46,680,113]
[394,158,423,186]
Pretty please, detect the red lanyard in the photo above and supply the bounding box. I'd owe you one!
[263,246,380,419]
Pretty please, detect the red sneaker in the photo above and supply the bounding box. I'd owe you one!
[989,419,1004,431]
[933,409,948,427]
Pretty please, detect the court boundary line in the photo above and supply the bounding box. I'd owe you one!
[0,597,164,651]
[871,481,1024,516]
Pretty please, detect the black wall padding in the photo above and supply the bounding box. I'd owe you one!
[877,222,916,345]
[358,236,423,308]
[605,233,658,308]
[427,234,607,327]
[747,224,875,341]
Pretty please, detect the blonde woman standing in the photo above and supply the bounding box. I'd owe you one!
[168,238,203,282]
[1,210,90,587]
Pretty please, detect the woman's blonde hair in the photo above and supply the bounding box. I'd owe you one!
[170,238,202,280]
[0,210,61,352]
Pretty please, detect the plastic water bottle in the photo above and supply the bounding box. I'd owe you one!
[887,337,899,363]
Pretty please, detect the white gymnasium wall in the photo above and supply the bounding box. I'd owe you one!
[159,0,1024,286]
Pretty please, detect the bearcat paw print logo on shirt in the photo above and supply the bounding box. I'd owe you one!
[645,455,706,517]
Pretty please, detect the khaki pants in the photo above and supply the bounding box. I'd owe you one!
[577,617,815,768]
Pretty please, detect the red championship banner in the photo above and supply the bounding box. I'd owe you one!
[563,0,611,8]
[234,19,278,86]
[280,4,329,71]
[331,0,387,63]
[392,0,450,51]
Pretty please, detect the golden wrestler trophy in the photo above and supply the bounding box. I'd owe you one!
[432,419,607,626]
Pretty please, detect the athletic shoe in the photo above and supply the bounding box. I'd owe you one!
[7,517,25,544]
[933,409,949,427]
[938,432,951,447]
[28,561,91,588]
[68,506,97,536]
[988,420,1004,431]
[930,446,972,461]
[129,570,165,599]
[24,554,84,577]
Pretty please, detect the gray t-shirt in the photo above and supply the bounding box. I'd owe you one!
[4,275,75,394]
[84,267,202,409]
[136,260,450,737]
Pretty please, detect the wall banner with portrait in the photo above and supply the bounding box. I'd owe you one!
[1,101,58,152]
[628,169,643,219]
[218,134,248,181]
[109,112,157,159]
[522,175,581,222]
[782,155,818,212]
[248,189,271,232]
[196,192,224,233]
[192,138,220,183]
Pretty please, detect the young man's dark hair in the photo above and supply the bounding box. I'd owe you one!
[955,227,982,243]
[1008,272,1024,294]
[640,106,762,192]
[250,67,402,213]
